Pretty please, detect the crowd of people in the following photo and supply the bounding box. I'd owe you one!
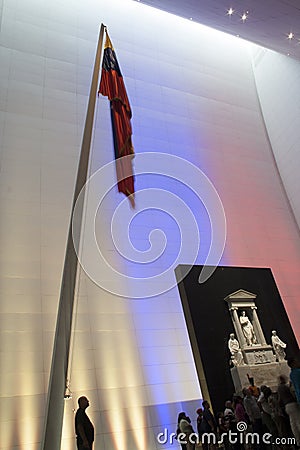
[73,358,300,450]
[176,357,300,450]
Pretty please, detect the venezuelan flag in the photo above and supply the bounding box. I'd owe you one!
[98,31,135,206]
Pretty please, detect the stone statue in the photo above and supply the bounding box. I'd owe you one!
[228,333,244,366]
[239,311,257,346]
[271,330,286,362]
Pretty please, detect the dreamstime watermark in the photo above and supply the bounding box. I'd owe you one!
[72,152,227,298]
[157,422,296,446]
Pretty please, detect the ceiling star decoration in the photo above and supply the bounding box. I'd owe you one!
[226,6,249,22]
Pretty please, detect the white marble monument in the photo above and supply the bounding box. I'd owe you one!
[224,289,289,393]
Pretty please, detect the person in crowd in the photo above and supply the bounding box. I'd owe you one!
[176,412,187,450]
[267,389,292,440]
[287,357,300,404]
[233,395,250,450]
[258,385,278,437]
[196,408,203,438]
[177,411,195,450]
[277,375,300,447]
[201,400,217,450]
[223,400,237,439]
[233,395,247,424]
[75,396,94,450]
[224,400,235,419]
[243,388,265,449]
[217,410,226,433]
[217,411,231,450]
[247,374,260,398]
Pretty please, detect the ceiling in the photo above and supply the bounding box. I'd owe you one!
[136,0,300,62]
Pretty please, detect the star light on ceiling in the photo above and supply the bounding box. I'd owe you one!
[226,7,248,22]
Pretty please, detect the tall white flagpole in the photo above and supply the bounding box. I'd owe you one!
[42,23,105,450]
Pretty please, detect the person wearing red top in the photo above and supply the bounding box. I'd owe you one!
[233,395,247,423]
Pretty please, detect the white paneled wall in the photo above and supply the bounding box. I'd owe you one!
[252,48,300,229]
[1,1,300,450]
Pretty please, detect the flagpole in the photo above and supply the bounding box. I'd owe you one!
[42,23,105,450]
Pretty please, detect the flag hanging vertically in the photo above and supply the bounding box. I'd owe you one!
[98,30,135,206]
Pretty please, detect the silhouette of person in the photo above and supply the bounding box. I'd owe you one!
[277,375,300,447]
[287,357,300,404]
[177,411,195,450]
[196,407,203,438]
[75,396,94,450]
[201,401,217,450]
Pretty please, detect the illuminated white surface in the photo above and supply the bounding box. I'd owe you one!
[1,1,300,449]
